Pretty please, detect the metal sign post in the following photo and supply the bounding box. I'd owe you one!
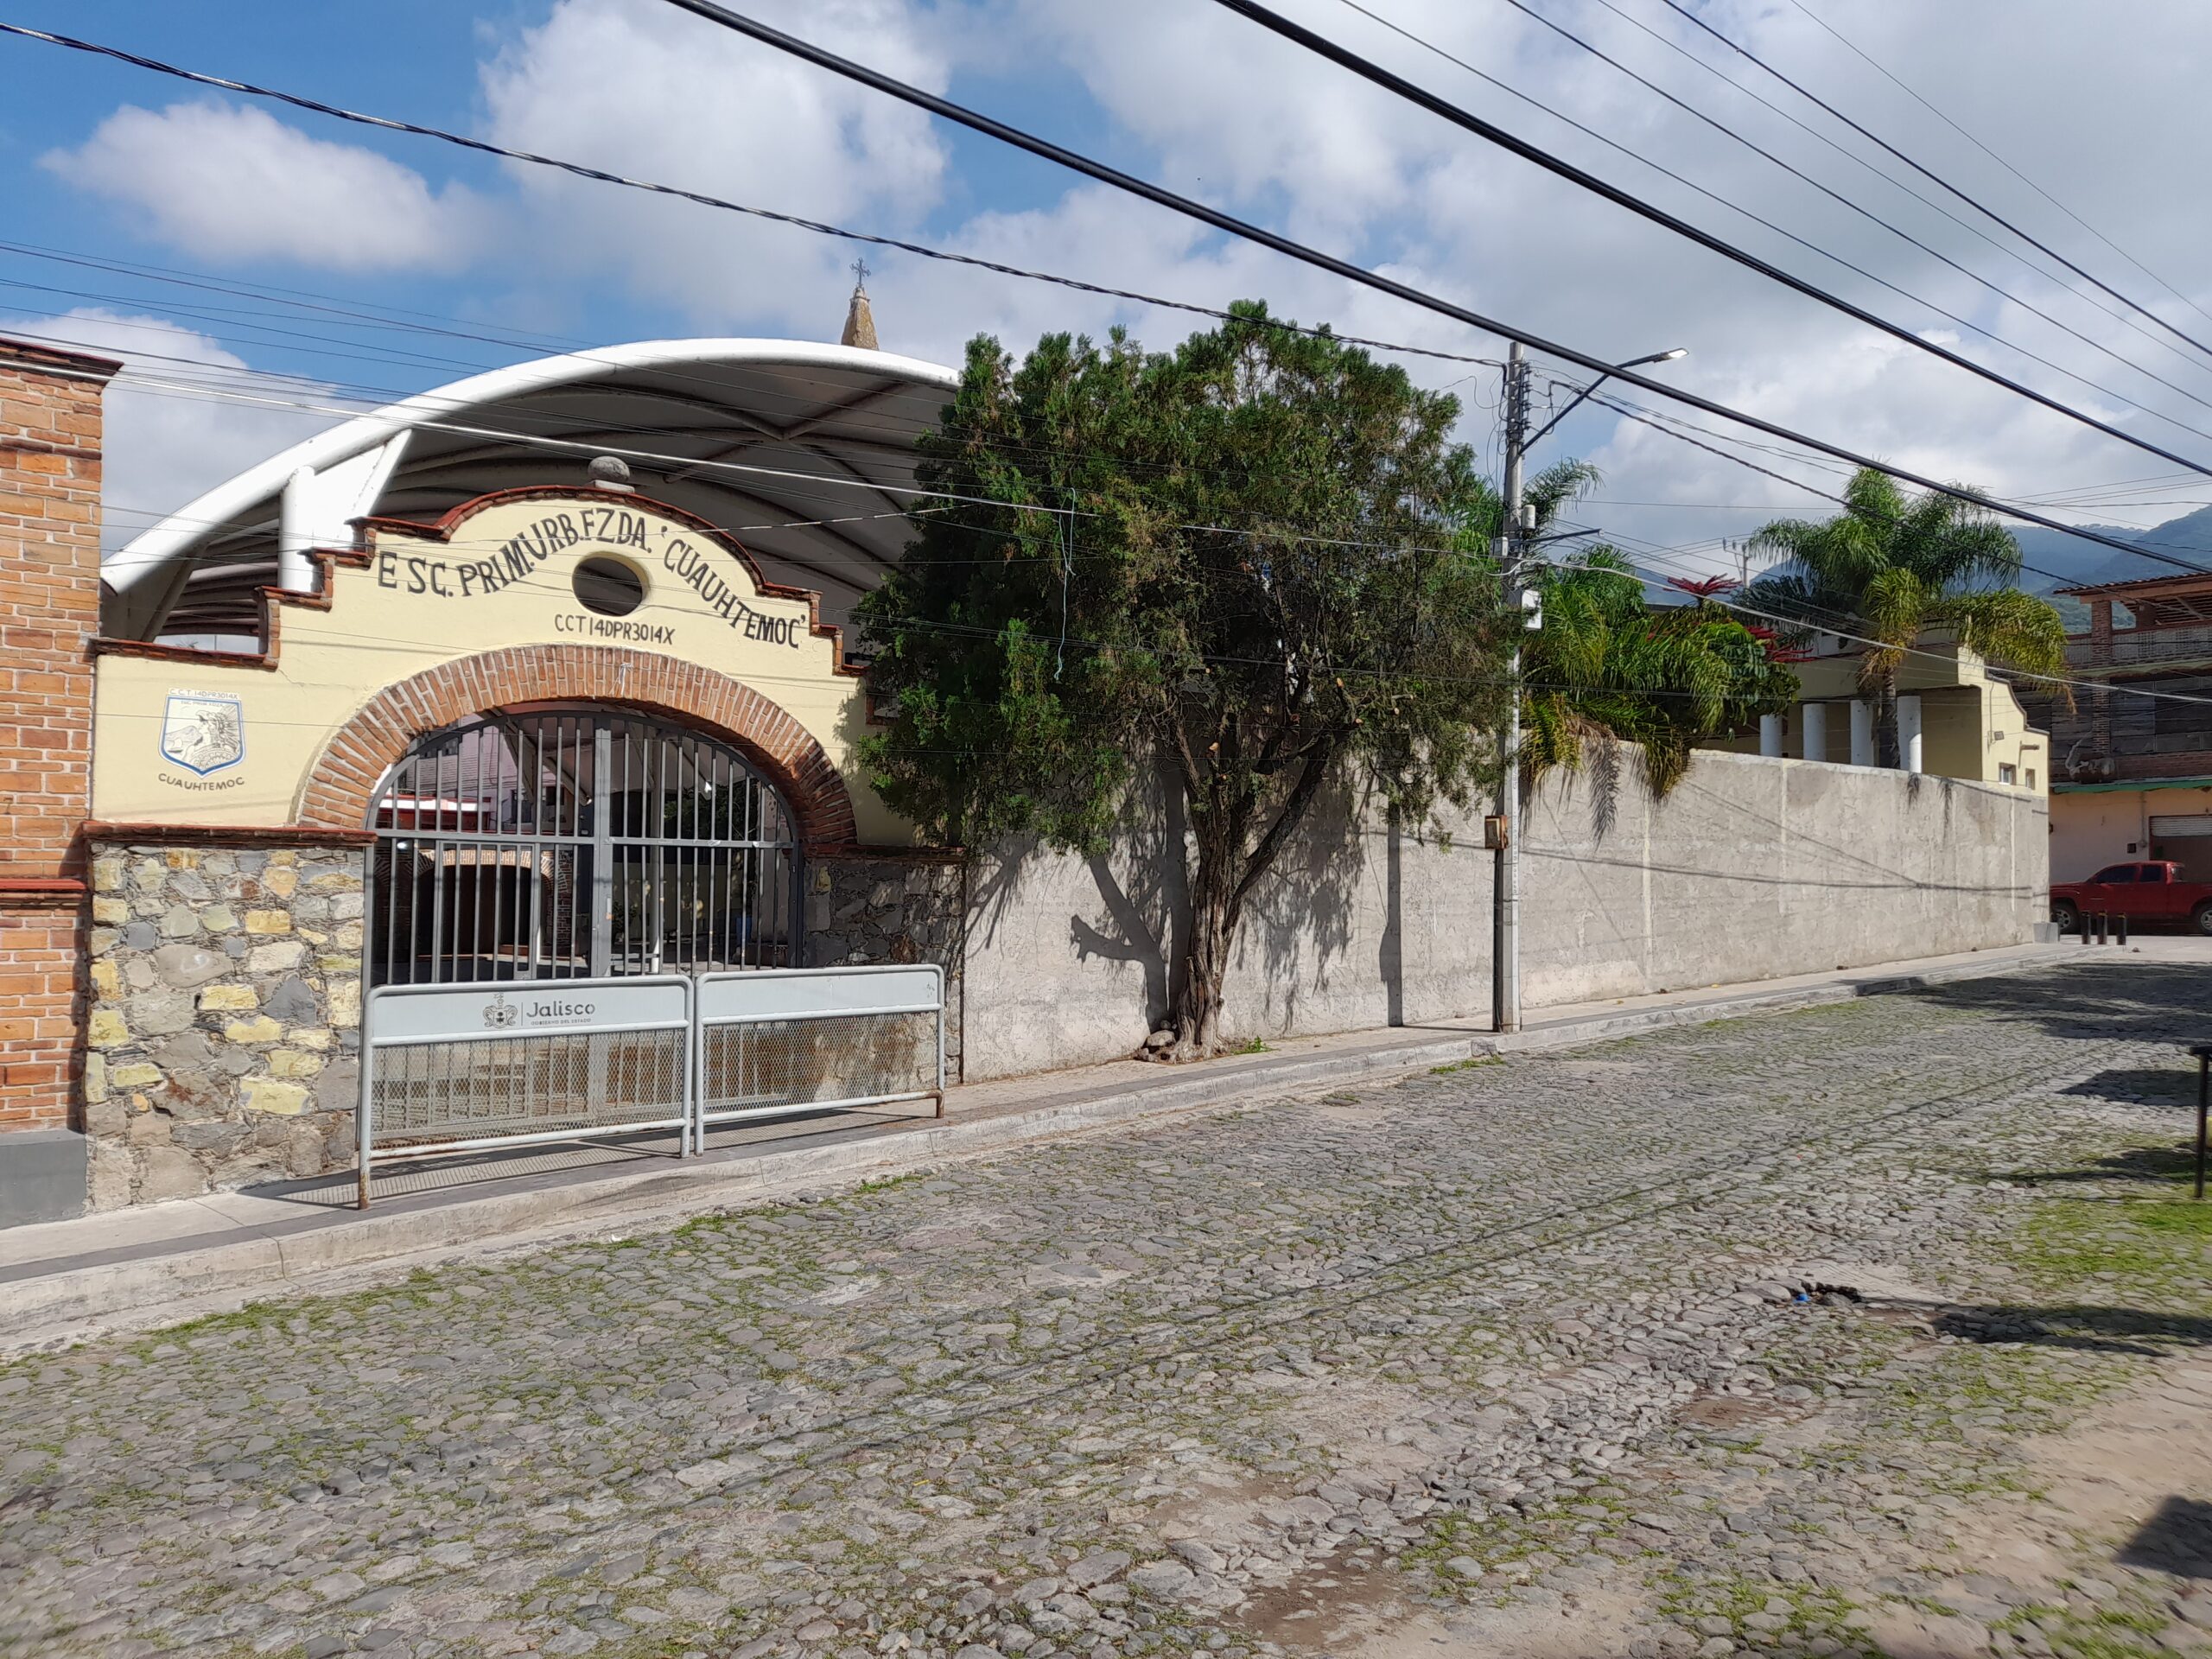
[2192,1043,2210,1202]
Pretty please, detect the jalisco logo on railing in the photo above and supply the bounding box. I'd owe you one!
[373,504,804,648]
[480,990,598,1030]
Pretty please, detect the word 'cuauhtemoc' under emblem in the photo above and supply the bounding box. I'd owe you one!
[159,693,245,776]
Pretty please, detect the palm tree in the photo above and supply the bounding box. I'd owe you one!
[1454,461,1798,799]
[1522,553,1797,796]
[1746,469,2070,764]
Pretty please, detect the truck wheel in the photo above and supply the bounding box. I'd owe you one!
[2194,902,2212,937]
[2052,901,2081,934]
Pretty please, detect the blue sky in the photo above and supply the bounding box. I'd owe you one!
[7,0,2212,568]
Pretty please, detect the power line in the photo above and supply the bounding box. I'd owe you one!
[1780,0,2212,341]
[1578,0,2212,397]
[1495,0,2212,422]
[13,13,2208,576]
[646,0,2212,575]
[1189,0,2212,471]
[1322,0,2212,441]
[0,22,1511,380]
[1618,0,2212,373]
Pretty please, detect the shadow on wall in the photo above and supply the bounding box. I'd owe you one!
[957,746,2045,1079]
[964,759,1375,1041]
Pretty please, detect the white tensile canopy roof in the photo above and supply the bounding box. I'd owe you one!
[103,337,959,642]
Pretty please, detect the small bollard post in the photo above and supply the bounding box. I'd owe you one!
[2097,912,2110,944]
[2079,915,2092,946]
[2195,1046,2211,1202]
[2117,913,2130,947]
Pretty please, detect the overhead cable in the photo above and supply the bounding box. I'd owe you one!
[13,10,2209,566]
[1656,0,2212,364]
[1201,0,2212,457]
[0,22,1502,377]
[1322,0,2212,433]
[650,0,2212,572]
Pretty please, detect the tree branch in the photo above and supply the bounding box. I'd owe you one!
[1230,745,1335,919]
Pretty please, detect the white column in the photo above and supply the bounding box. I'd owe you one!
[1800,702,1827,763]
[277,466,317,594]
[1849,699,1875,767]
[1758,713,1786,758]
[1897,694,1923,773]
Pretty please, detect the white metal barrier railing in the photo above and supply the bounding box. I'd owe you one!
[355,965,944,1206]
[356,976,695,1208]
[696,964,945,1129]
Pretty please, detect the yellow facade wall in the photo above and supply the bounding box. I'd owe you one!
[92,492,909,842]
[1701,642,2049,791]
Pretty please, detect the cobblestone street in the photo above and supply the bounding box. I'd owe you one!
[5,959,2212,1659]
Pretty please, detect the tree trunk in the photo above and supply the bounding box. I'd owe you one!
[1874,670,1901,770]
[1167,812,1241,1058]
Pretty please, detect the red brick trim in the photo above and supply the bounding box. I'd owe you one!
[816,845,965,866]
[1,435,104,462]
[84,822,377,848]
[0,335,123,379]
[91,637,279,671]
[0,878,87,902]
[298,645,860,851]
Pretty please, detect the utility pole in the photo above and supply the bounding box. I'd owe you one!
[1492,341,1529,1035]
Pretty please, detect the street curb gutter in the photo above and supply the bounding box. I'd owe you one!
[0,946,2054,1348]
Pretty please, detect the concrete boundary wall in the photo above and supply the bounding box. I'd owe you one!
[959,748,2046,1081]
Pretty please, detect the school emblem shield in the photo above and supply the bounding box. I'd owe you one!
[159,694,245,776]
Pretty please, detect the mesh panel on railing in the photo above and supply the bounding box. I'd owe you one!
[700,1011,938,1117]
[367,1029,689,1147]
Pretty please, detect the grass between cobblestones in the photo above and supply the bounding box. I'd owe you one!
[3,963,2211,1659]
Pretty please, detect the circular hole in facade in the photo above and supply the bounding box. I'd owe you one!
[573,556,646,617]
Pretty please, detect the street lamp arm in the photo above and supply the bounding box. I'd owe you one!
[1521,348,1686,453]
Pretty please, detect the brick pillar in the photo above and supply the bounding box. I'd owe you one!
[0,336,118,1200]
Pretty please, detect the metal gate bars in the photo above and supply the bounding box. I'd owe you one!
[355,964,945,1206]
[365,708,801,989]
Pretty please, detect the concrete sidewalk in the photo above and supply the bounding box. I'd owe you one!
[0,940,2078,1350]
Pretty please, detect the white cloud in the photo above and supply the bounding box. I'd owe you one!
[41,101,486,273]
[0,309,340,552]
[476,0,951,328]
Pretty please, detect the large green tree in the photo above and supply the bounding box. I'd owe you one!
[1747,469,2069,761]
[1452,461,1797,797]
[857,303,1506,1058]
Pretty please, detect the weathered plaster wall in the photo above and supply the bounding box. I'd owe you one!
[83,840,364,1208]
[958,748,2047,1081]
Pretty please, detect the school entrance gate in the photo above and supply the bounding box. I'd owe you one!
[354,708,943,1201]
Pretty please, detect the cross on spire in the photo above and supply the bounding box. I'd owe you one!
[841,259,880,351]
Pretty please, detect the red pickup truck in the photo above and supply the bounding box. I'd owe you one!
[2051,861,2212,934]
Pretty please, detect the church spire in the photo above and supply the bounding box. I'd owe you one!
[839,258,879,352]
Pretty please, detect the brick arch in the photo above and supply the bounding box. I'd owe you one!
[300,645,858,851]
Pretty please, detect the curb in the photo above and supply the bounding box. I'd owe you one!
[0,945,2057,1348]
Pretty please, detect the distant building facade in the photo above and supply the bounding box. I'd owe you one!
[1704,634,2048,791]
[2035,574,2212,882]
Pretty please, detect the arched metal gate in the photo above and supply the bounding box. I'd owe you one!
[353,705,943,1207]
[365,706,801,987]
